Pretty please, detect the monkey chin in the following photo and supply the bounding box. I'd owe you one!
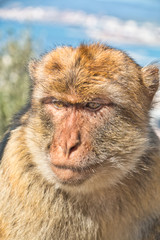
[50,163,95,185]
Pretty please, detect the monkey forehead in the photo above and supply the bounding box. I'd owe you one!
[32,43,142,99]
[41,43,140,76]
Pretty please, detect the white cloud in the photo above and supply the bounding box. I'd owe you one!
[0,7,160,46]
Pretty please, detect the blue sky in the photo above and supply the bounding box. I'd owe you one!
[0,0,160,66]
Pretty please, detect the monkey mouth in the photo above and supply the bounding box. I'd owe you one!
[51,163,98,185]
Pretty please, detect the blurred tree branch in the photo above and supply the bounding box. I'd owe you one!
[0,32,34,137]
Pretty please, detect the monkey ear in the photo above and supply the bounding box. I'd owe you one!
[141,66,159,97]
[28,60,38,80]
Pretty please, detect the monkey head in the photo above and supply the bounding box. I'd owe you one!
[27,44,159,192]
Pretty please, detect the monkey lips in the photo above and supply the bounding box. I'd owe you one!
[49,145,99,185]
[50,161,98,185]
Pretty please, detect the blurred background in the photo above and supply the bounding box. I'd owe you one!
[0,0,160,137]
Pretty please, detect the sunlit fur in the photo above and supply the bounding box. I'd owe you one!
[0,43,160,240]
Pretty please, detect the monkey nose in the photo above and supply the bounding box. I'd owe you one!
[64,132,81,158]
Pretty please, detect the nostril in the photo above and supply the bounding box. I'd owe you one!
[67,134,81,157]
[69,142,79,154]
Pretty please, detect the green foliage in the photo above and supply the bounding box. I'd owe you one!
[0,33,34,138]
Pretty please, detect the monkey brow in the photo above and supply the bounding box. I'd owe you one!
[41,96,106,106]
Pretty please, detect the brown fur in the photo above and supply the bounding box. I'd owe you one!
[0,43,160,240]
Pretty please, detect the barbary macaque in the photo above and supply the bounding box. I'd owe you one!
[0,43,160,240]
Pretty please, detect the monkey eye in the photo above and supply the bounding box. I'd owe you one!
[85,102,102,111]
[51,100,67,109]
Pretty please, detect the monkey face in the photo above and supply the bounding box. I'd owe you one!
[27,44,159,191]
[42,96,115,185]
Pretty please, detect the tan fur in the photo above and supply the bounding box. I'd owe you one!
[0,43,160,240]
